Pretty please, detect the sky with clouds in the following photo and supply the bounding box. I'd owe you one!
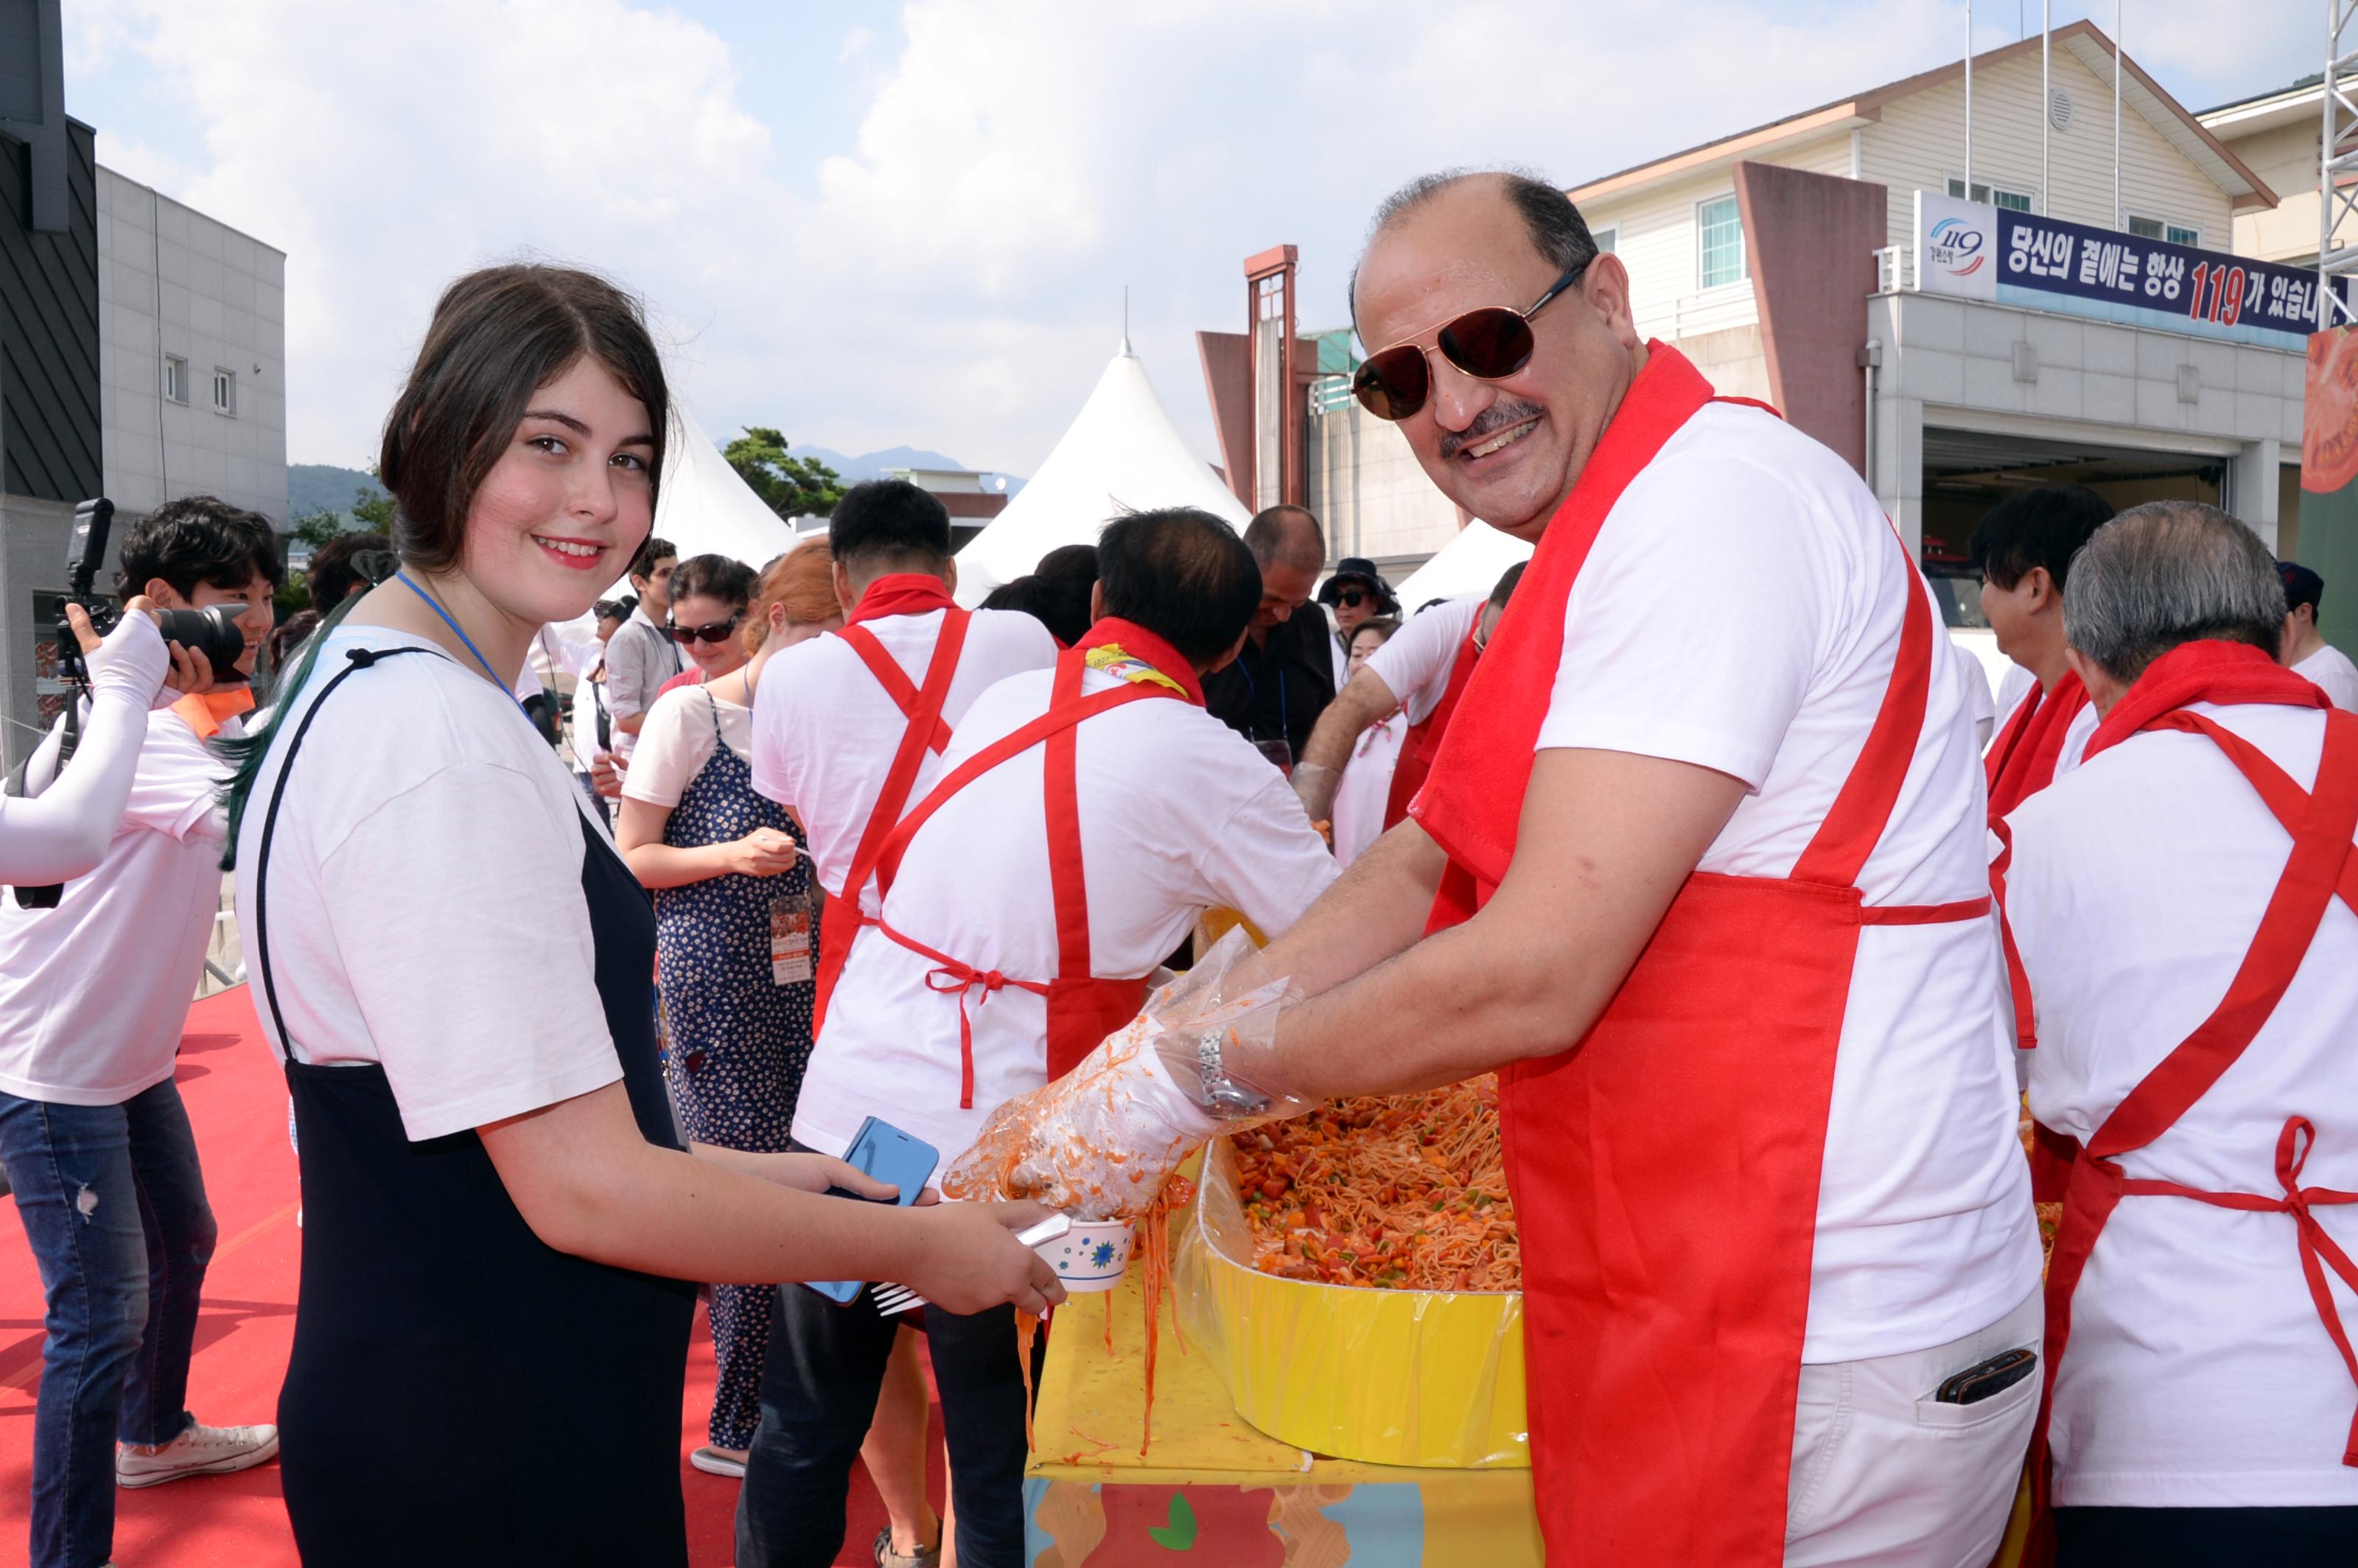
[62,1,2320,480]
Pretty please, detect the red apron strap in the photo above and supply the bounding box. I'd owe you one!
[1985,682,2044,795]
[1790,539,1934,889]
[836,623,956,756]
[1383,627,1481,830]
[836,609,971,911]
[2152,711,2358,917]
[1989,816,2040,1050]
[1044,655,1094,983]
[872,917,1052,1110]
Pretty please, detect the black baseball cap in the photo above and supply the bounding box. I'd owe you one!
[2279,561,2324,615]
[1319,557,1399,612]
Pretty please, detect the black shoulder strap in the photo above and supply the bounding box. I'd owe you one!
[253,645,435,1058]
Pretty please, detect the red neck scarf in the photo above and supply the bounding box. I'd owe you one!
[1984,669,2092,818]
[1414,343,1714,889]
[1075,616,1206,707]
[847,573,957,625]
[2084,640,2328,761]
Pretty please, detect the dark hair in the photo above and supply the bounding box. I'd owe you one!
[666,553,755,612]
[1353,169,1600,324]
[1489,560,1528,607]
[1349,616,1399,651]
[1242,505,1324,574]
[2279,560,2325,616]
[305,531,391,611]
[269,608,320,671]
[1096,507,1261,667]
[379,265,668,574]
[1967,484,2113,593]
[629,535,677,583]
[979,544,1098,646]
[117,494,282,601]
[828,479,951,576]
[594,595,637,622]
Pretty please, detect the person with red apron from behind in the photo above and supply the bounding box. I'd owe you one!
[1289,561,1528,839]
[739,508,1336,1568]
[1067,172,2042,1565]
[747,480,1060,1037]
[1997,502,2358,1568]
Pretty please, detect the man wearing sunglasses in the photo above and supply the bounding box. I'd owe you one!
[1200,505,1339,766]
[1114,171,2040,1565]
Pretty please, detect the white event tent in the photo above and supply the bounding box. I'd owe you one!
[954,339,1250,605]
[1390,520,1532,609]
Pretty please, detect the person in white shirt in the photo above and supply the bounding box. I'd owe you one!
[0,497,282,1568]
[2278,559,2358,713]
[749,478,1059,1032]
[988,170,2041,1568]
[1328,615,1402,864]
[602,533,683,759]
[1290,561,1525,832]
[618,548,828,1479]
[2001,501,2358,1567]
[1974,484,2113,820]
[216,262,1058,1568]
[568,595,633,819]
[740,506,1338,1568]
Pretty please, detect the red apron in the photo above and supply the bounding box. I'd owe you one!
[1410,343,1990,1565]
[868,626,1196,1105]
[1379,626,1479,830]
[2017,641,2358,1564]
[811,593,972,1035]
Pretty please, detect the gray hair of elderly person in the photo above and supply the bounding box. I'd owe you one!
[2061,500,2288,685]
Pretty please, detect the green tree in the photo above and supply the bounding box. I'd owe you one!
[723,427,844,519]
[279,477,395,615]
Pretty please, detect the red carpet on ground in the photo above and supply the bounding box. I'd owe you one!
[0,987,942,1567]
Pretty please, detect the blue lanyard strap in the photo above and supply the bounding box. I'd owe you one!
[396,573,525,711]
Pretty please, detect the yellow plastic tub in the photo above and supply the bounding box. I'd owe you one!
[1173,1135,1529,1469]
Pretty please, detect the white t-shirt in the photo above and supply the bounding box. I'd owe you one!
[231,625,627,1143]
[0,706,237,1105]
[2009,701,2358,1508]
[750,607,1058,917]
[1535,401,2039,1363]
[1991,675,2100,783]
[1329,713,1405,868]
[796,668,1339,1161]
[621,682,753,810]
[1368,595,1480,725]
[2294,641,2358,713]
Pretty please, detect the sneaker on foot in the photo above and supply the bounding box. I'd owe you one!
[117,1420,279,1488]
[688,1444,746,1478]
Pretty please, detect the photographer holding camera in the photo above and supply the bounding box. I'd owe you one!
[0,496,281,1568]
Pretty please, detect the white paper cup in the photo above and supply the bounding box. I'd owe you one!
[1038,1219,1135,1292]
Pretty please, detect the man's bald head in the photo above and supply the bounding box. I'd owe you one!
[1348,169,1644,539]
[1242,505,1325,638]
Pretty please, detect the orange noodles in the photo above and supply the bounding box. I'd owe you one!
[1136,1172,1192,1457]
[1015,1311,1040,1452]
[1233,1077,1519,1292]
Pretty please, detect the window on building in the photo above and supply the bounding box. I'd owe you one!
[1946,177,2035,211]
[1697,196,1745,289]
[2167,223,2200,247]
[2128,215,2202,248]
[1591,225,1617,256]
[163,354,186,405]
[211,368,236,416]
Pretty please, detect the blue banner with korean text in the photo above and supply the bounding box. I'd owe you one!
[1914,191,2343,349]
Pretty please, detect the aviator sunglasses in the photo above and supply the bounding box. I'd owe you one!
[1351,262,1588,421]
[665,612,744,646]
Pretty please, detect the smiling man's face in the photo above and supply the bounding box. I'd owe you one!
[1351,177,1644,542]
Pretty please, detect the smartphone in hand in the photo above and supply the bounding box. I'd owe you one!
[802,1118,940,1305]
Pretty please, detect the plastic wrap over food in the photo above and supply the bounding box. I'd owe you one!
[1175,1136,1530,1469]
[942,928,1303,1222]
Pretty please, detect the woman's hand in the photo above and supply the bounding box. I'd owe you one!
[730,1150,896,1199]
[729,827,804,878]
[900,1201,1068,1317]
[590,752,626,799]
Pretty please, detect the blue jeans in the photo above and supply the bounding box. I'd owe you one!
[0,1079,216,1568]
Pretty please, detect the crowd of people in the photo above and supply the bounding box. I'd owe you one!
[0,168,2351,1568]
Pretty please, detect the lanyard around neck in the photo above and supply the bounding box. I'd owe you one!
[396,573,526,712]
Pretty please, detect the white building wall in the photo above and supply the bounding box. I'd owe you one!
[1858,49,2233,253]
[2216,115,2332,266]
[96,167,288,531]
[1303,403,1458,567]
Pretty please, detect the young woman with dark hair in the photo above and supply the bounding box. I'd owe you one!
[222,265,1060,1566]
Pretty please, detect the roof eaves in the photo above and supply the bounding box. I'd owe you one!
[1569,101,1875,206]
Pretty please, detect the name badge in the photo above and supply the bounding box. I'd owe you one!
[771,892,815,987]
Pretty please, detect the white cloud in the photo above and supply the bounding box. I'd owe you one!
[63,0,2324,489]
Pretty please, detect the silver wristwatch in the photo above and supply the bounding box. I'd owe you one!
[1195,1027,1272,1119]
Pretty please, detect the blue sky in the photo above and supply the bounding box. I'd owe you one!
[62,1,2320,478]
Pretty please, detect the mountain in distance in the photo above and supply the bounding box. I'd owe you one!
[290,462,387,523]
[799,444,1026,496]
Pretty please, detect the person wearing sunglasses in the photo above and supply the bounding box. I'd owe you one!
[1315,556,1399,682]
[988,169,2039,1568]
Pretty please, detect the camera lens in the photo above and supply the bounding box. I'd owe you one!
[153,606,252,687]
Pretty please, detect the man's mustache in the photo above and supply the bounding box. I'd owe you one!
[1438,399,1545,461]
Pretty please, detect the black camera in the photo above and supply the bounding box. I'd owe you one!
[60,499,251,690]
